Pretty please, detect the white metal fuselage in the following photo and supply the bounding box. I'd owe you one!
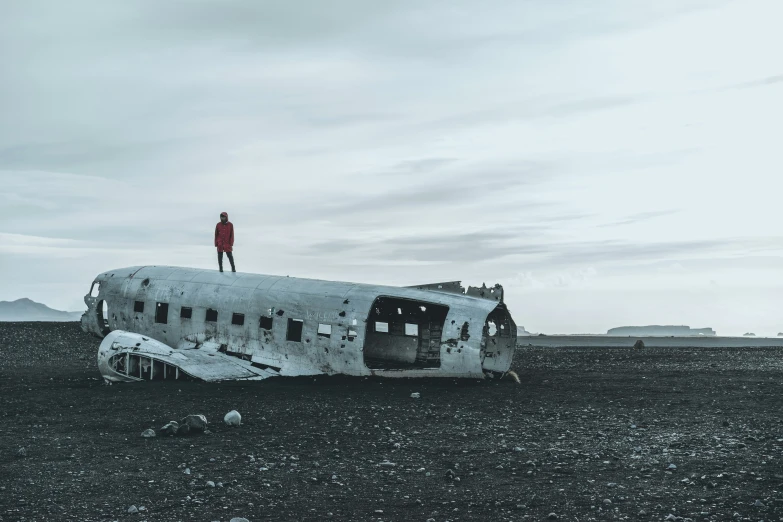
[82,266,517,383]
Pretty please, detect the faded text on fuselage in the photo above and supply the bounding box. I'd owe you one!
[305,310,338,322]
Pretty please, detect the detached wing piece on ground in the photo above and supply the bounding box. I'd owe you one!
[98,331,279,382]
[82,266,517,383]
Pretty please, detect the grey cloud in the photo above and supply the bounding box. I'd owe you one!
[544,97,638,118]
[564,149,699,179]
[299,112,401,128]
[309,161,558,218]
[0,137,208,174]
[135,1,403,49]
[301,233,773,267]
[598,209,680,227]
[300,214,590,264]
[731,74,783,90]
[416,95,639,132]
[115,0,729,61]
[302,229,555,263]
[544,238,783,268]
[392,158,458,173]
[545,239,727,266]
[608,254,783,276]
[0,0,716,176]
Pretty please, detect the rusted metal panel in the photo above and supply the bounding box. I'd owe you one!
[83,266,517,383]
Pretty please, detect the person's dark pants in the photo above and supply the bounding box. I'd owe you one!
[218,251,236,272]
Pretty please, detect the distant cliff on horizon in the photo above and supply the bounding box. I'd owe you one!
[607,325,716,337]
[0,298,82,322]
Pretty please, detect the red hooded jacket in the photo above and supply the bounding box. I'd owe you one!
[214,212,234,253]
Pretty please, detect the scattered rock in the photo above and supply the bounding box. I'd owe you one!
[159,421,179,436]
[410,392,421,399]
[224,410,242,426]
[184,468,191,475]
[141,428,156,438]
[229,518,250,522]
[754,500,765,507]
[206,481,215,488]
[603,499,612,505]
[506,370,521,384]
[634,339,645,349]
[668,463,677,470]
[16,447,27,458]
[180,414,208,433]
[379,461,396,468]
[127,505,138,513]
[547,513,558,520]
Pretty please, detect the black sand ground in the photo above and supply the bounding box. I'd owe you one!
[1,322,781,521]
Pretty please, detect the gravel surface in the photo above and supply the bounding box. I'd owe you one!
[1,322,782,521]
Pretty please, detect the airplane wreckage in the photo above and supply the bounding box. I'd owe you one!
[81,266,518,383]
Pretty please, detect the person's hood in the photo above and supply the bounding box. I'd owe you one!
[220,212,228,219]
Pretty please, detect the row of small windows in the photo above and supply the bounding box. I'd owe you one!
[373,321,419,337]
[134,301,352,343]
[137,301,261,326]
[133,301,445,341]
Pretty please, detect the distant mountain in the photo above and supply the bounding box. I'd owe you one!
[0,298,83,322]
[743,332,756,337]
[607,325,716,336]
[779,333,783,337]
[517,325,531,336]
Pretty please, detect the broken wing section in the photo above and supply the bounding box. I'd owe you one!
[97,331,279,383]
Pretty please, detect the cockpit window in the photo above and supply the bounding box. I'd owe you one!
[89,282,100,297]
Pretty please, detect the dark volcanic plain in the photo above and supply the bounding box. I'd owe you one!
[1,323,782,521]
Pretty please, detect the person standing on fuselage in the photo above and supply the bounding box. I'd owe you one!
[214,211,236,272]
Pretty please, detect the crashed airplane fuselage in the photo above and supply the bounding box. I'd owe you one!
[81,266,517,383]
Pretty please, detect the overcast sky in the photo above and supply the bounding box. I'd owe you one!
[1,0,781,335]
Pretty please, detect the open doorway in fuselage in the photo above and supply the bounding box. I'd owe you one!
[363,296,449,369]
